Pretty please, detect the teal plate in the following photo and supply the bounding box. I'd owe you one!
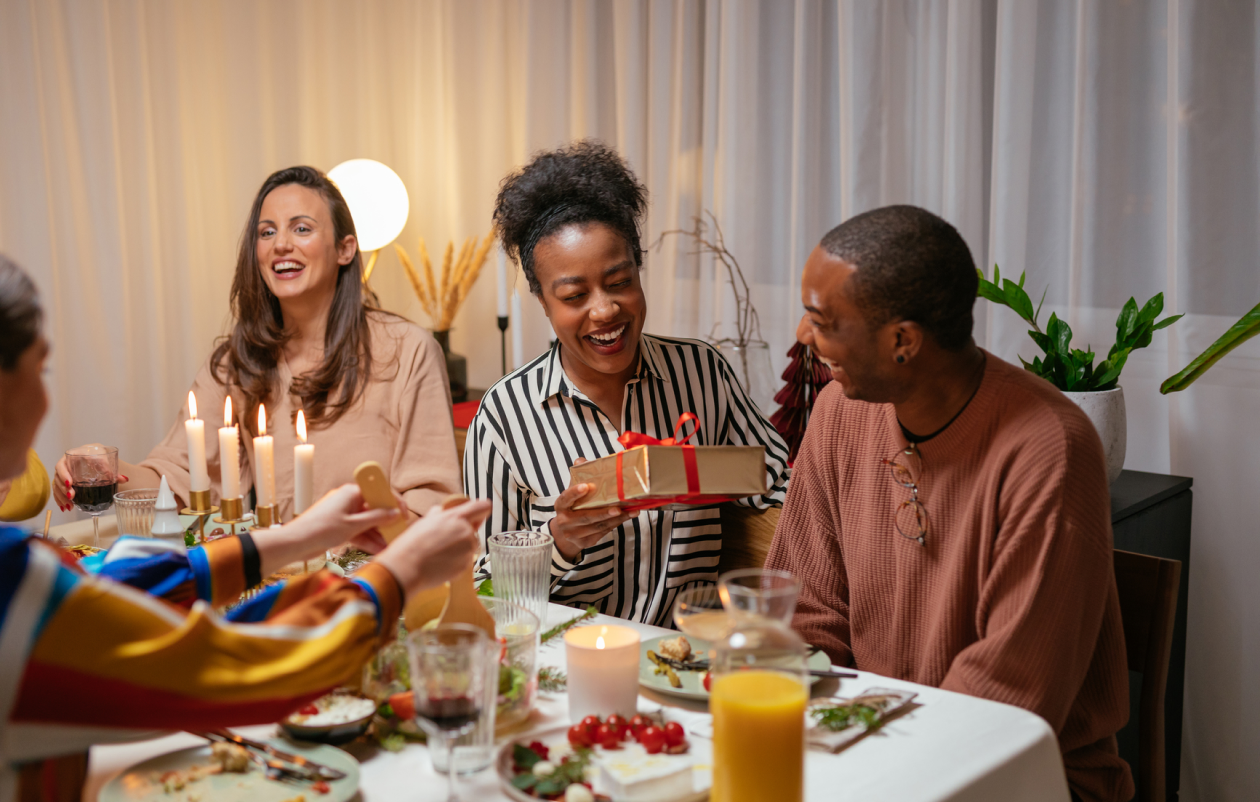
[639,635,832,700]
[99,739,359,802]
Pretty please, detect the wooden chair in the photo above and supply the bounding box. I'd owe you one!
[717,504,781,574]
[1113,548,1181,802]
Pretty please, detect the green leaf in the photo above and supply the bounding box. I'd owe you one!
[1047,313,1074,354]
[1093,349,1130,391]
[1002,278,1036,322]
[1137,293,1164,325]
[1115,298,1139,343]
[511,773,538,791]
[1162,302,1260,392]
[1028,330,1054,355]
[1153,313,1184,331]
[1033,286,1047,330]
[513,743,542,771]
[476,578,494,597]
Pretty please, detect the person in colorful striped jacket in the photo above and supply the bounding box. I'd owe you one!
[0,253,490,801]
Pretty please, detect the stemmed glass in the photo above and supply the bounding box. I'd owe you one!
[673,584,732,641]
[64,446,119,546]
[406,624,492,801]
[717,568,800,626]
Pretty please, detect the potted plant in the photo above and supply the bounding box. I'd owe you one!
[977,267,1183,483]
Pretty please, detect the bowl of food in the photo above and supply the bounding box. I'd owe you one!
[280,690,377,745]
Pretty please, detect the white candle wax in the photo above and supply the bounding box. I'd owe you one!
[254,405,276,509]
[496,245,508,318]
[219,396,241,500]
[565,624,640,723]
[293,409,314,515]
[184,391,210,492]
[511,289,524,369]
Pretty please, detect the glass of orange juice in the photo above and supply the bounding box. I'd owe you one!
[709,619,809,802]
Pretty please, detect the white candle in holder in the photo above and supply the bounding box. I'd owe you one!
[565,624,641,723]
[219,397,241,500]
[184,392,210,493]
[253,404,276,509]
[293,409,314,515]
[496,245,508,318]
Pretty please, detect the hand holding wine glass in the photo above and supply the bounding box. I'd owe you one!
[63,445,119,546]
[52,443,130,511]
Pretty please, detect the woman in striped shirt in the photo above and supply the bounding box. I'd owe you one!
[466,141,791,627]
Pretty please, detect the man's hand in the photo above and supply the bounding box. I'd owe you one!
[549,458,634,562]
[375,498,492,596]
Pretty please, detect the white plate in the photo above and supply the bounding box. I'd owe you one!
[639,636,832,700]
[98,739,359,802]
[496,724,711,802]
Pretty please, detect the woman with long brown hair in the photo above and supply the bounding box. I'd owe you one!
[54,166,460,520]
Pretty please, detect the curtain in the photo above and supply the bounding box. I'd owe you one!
[1,1,1256,799]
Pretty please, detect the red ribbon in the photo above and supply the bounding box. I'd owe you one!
[614,413,727,512]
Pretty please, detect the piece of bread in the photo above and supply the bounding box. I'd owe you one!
[658,635,693,662]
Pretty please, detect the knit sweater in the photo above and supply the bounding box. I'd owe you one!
[766,352,1134,802]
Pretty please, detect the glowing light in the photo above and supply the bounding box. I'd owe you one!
[188,391,198,420]
[596,636,606,650]
[223,396,233,427]
[296,409,308,443]
[258,405,267,437]
[327,159,409,252]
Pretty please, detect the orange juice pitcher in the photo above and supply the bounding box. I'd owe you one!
[709,618,809,802]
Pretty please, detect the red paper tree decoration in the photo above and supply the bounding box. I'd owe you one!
[769,342,833,463]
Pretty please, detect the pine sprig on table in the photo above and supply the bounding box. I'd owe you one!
[537,666,567,692]
[540,606,598,646]
[810,696,893,734]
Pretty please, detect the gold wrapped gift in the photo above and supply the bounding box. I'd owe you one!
[570,444,767,511]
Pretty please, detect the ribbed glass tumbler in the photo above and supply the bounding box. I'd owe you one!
[487,530,554,629]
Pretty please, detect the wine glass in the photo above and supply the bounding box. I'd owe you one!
[64,446,119,547]
[717,568,800,626]
[673,584,732,642]
[406,624,492,801]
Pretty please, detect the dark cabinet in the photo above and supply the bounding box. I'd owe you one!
[1110,470,1192,802]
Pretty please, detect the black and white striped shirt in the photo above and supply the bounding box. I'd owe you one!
[465,334,791,627]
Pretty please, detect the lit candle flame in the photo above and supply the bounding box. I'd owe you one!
[296,409,307,443]
[258,404,267,437]
[224,396,233,427]
[188,391,198,420]
[596,635,606,650]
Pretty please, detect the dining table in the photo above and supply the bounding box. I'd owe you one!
[82,602,1072,802]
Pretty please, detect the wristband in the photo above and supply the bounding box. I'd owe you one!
[238,531,262,589]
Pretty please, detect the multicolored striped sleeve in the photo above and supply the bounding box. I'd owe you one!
[0,531,402,766]
[84,535,249,608]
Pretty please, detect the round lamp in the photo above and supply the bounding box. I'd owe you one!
[327,159,410,253]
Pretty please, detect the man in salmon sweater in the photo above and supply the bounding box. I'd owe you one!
[765,205,1133,802]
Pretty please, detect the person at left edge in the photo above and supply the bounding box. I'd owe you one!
[52,166,460,522]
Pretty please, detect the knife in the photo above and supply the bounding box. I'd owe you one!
[199,730,346,781]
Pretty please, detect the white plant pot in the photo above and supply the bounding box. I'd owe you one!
[1062,386,1127,485]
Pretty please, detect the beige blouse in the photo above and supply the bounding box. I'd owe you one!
[141,312,460,520]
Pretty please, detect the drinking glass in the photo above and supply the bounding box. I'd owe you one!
[487,530,553,628]
[114,488,158,536]
[672,584,732,641]
[65,446,119,546]
[717,568,800,626]
[406,624,493,801]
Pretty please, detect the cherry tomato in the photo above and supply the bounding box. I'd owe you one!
[663,721,686,747]
[640,725,666,754]
[310,780,331,795]
[606,713,629,739]
[628,714,651,738]
[568,724,593,748]
[702,671,712,692]
[580,715,602,737]
[596,723,622,750]
[528,740,550,760]
[297,704,319,716]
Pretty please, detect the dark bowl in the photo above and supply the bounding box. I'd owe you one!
[279,694,376,745]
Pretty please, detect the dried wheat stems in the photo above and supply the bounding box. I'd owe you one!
[396,227,495,331]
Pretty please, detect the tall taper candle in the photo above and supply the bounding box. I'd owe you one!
[293,409,314,515]
[218,396,241,500]
[185,392,210,492]
[496,244,509,318]
[253,404,276,509]
[511,287,524,370]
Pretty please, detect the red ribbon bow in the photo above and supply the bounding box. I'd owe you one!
[615,413,722,511]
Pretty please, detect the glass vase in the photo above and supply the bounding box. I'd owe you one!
[717,341,777,416]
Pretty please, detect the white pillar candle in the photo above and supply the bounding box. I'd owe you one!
[496,245,508,318]
[218,396,241,500]
[293,409,314,515]
[511,288,524,369]
[253,404,276,509]
[184,392,210,492]
[565,624,641,723]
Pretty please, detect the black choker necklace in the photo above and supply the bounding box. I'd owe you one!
[898,354,987,444]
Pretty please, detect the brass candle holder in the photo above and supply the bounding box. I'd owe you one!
[180,488,220,543]
[252,503,280,530]
[214,496,248,535]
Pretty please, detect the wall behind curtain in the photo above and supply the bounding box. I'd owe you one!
[1,1,1256,799]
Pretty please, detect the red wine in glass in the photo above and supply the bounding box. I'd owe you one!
[72,481,117,514]
[417,695,480,733]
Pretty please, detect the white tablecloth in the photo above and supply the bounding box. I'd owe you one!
[83,604,1070,802]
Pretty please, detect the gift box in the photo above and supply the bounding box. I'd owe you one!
[570,413,767,512]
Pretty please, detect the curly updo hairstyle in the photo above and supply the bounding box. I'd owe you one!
[494,140,648,295]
